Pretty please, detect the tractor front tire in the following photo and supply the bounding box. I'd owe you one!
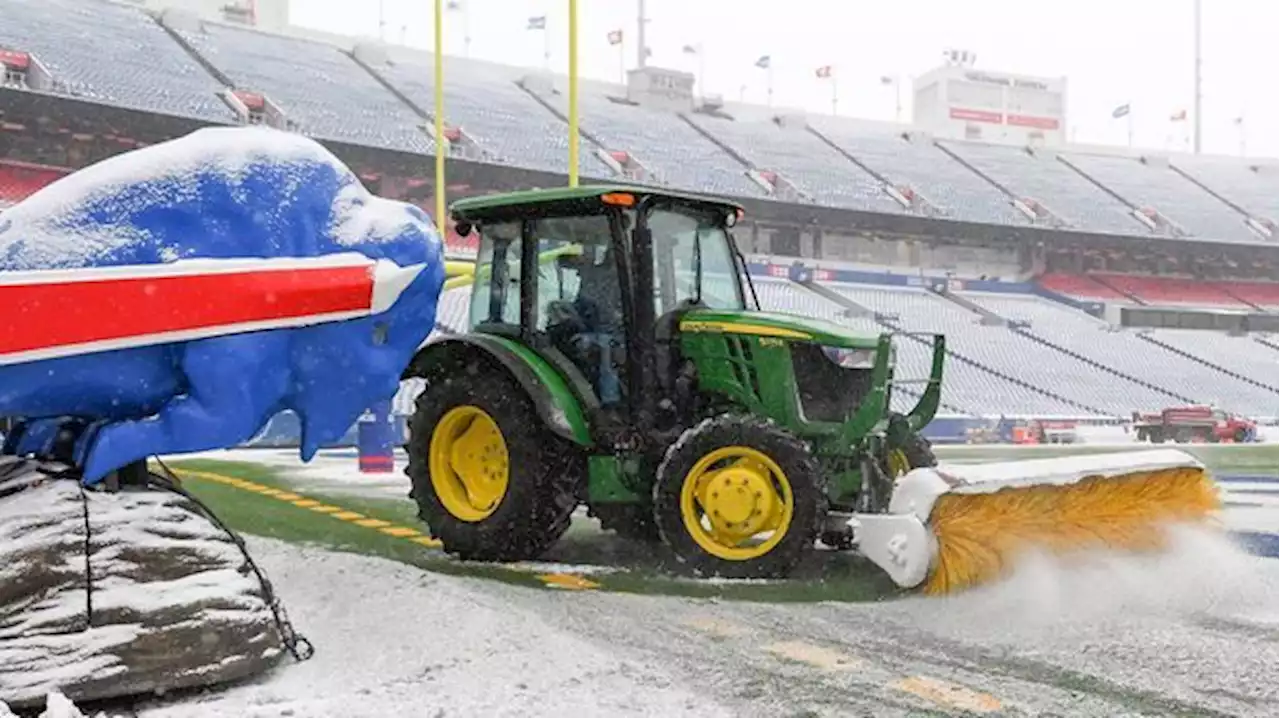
[653,415,826,579]
[406,363,579,562]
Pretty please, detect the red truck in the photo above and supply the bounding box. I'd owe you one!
[1132,406,1257,444]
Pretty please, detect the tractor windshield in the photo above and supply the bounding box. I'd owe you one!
[648,206,744,314]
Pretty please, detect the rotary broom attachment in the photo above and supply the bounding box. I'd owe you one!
[851,449,1222,595]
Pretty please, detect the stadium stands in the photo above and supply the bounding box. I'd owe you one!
[1037,272,1129,301]
[1091,273,1246,307]
[433,286,472,333]
[1062,151,1262,243]
[965,291,1276,417]
[826,283,1170,417]
[369,56,609,178]
[807,120,1029,226]
[1038,271,1278,309]
[683,114,904,212]
[0,0,235,122]
[173,22,433,154]
[1143,328,1278,390]
[1171,155,1280,224]
[525,86,767,198]
[936,141,1146,234]
[1214,280,1279,309]
[0,160,68,205]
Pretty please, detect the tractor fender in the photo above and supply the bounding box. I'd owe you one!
[403,335,593,447]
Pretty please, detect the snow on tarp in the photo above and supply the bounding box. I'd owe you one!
[0,477,284,710]
[0,126,448,482]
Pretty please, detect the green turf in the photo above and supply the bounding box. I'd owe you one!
[169,442,1274,603]
[168,459,902,604]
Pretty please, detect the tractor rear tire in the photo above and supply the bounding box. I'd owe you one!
[653,415,826,579]
[406,363,580,562]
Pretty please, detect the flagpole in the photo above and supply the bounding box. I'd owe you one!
[618,38,625,85]
[767,65,774,107]
[830,77,837,116]
[433,0,446,233]
[1127,107,1133,147]
[567,0,579,187]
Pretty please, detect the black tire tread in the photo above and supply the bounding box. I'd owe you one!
[653,414,826,579]
[405,360,580,562]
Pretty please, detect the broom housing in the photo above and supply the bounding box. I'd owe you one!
[850,449,1222,595]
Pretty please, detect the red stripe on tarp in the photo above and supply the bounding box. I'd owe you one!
[0,264,374,356]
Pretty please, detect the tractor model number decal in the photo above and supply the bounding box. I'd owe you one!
[680,321,811,341]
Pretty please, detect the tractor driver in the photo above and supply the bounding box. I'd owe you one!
[567,244,623,407]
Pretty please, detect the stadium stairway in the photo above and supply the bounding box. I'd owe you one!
[1223,287,1268,312]
[1256,335,1279,351]
[929,290,1005,325]
[791,279,1109,416]
[1088,274,1148,305]
[1137,333,1279,393]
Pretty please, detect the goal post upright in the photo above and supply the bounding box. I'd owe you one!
[567,0,579,187]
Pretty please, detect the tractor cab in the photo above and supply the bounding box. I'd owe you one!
[451,186,750,429]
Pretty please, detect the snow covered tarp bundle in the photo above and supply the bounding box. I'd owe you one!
[0,125,445,482]
[0,126,444,709]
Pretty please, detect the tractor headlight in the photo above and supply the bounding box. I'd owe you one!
[823,346,876,369]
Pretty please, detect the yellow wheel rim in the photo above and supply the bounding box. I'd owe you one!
[679,446,794,561]
[886,448,911,478]
[428,406,510,522]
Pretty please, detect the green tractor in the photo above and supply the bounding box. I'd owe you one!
[402,185,945,580]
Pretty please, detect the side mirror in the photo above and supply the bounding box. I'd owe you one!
[455,221,473,237]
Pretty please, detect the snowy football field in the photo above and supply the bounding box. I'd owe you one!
[15,442,1276,717]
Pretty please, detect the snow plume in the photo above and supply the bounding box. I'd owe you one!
[923,524,1276,633]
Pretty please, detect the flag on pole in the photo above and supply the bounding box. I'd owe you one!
[879,75,895,85]
[682,44,699,55]
[607,29,623,45]
[1170,108,1187,121]
[1112,103,1130,119]
[815,65,833,79]
[755,55,771,69]
[527,15,546,30]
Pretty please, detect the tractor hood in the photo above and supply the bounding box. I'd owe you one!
[678,308,880,349]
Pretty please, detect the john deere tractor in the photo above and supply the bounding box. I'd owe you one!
[403,186,944,579]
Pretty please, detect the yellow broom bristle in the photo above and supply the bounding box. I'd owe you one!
[924,467,1222,596]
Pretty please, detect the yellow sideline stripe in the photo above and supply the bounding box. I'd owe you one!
[171,467,600,592]
[171,468,443,549]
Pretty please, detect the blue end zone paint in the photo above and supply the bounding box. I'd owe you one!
[1231,531,1279,559]
[1216,475,1280,485]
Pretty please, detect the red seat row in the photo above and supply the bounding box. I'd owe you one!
[1039,271,1278,309]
